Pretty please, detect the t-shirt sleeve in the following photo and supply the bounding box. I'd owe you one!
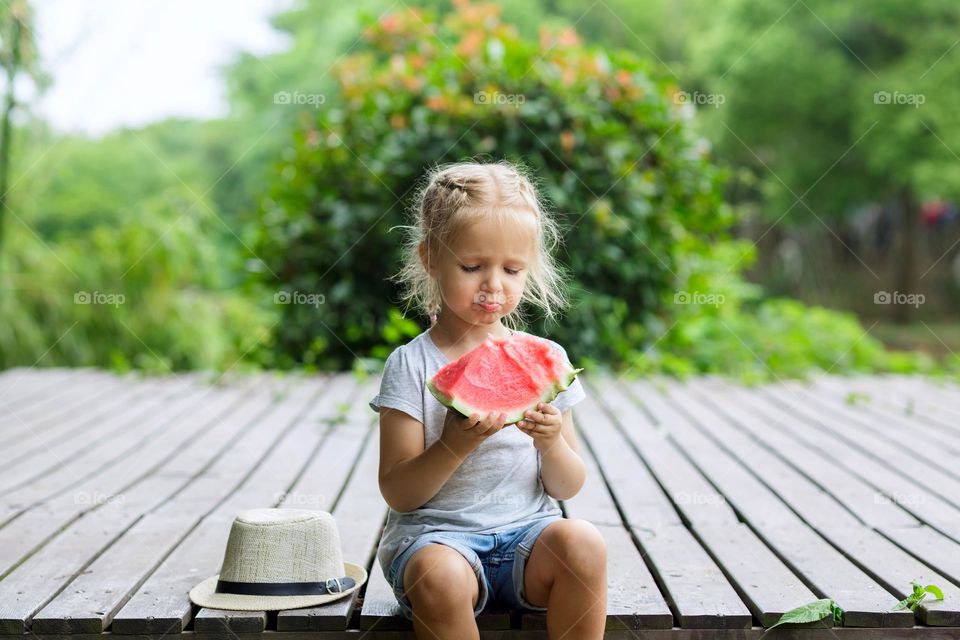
[546,339,586,413]
[369,347,424,423]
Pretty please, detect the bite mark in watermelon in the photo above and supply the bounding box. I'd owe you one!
[426,332,583,425]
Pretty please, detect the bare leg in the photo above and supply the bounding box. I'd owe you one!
[523,519,608,640]
[403,543,481,640]
[545,555,607,639]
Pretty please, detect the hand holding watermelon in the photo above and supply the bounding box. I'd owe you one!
[518,402,563,451]
[439,407,508,458]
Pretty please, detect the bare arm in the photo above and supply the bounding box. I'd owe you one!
[381,443,469,513]
[539,409,586,500]
[378,406,505,513]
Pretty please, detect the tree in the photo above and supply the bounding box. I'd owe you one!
[0,0,46,257]
[690,0,960,322]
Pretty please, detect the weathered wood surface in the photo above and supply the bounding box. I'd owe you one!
[1,367,958,638]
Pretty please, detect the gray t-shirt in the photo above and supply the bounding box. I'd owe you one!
[369,327,586,577]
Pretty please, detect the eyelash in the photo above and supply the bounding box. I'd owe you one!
[460,265,521,275]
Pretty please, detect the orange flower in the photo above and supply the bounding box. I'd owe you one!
[557,28,580,47]
[380,14,399,33]
[561,130,575,152]
[426,95,448,111]
[458,30,483,57]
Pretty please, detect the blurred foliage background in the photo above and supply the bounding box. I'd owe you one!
[1,0,958,380]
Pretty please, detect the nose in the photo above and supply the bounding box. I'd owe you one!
[481,273,502,300]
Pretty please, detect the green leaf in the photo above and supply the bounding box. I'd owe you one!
[768,599,837,629]
[924,584,945,601]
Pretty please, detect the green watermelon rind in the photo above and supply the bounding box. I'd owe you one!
[427,366,584,426]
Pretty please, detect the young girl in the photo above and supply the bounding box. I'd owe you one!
[368,161,607,640]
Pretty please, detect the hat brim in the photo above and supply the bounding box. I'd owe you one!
[188,562,367,611]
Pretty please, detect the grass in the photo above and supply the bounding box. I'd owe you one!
[870,320,960,360]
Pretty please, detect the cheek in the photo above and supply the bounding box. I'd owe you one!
[507,276,528,304]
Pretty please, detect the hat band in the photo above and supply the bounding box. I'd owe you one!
[215,576,356,596]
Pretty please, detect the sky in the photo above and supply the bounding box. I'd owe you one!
[31,0,291,136]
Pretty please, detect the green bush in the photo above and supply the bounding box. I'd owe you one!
[0,188,275,374]
[253,2,948,379]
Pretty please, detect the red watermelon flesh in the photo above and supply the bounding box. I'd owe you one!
[427,332,583,425]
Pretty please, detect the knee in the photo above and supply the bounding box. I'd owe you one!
[547,519,607,578]
[403,544,479,617]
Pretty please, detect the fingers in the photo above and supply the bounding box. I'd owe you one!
[522,403,558,426]
[475,411,506,436]
[463,412,482,430]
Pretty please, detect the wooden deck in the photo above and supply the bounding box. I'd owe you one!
[1,366,959,639]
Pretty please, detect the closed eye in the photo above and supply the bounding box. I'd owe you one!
[459,265,523,275]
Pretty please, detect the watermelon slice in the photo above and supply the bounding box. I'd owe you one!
[427,332,583,425]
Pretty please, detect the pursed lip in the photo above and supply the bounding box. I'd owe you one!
[477,302,501,311]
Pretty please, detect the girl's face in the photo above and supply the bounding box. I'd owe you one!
[426,212,537,330]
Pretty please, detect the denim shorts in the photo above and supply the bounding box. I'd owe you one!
[387,515,563,620]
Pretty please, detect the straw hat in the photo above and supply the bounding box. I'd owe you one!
[189,508,367,611]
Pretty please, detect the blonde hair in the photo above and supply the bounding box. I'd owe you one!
[391,160,570,330]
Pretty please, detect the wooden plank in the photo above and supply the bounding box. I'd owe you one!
[541,401,673,630]
[0,375,172,489]
[687,378,918,530]
[628,378,912,628]
[110,375,366,635]
[0,374,264,569]
[0,370,134,449]
[0,368,81,419]
[194,608,266,633]
[28,375,331,635]
[757,382,960,538]
[695,524,831,629]
[0,373,300,634]
[573,385,751,629]
[593,382,824,629]
[776,378,960,498]
[191,376,380,635]
[0,368,126,426]
[584,382,740,528]
[19,627,960,639]
[810,375,960,461]
[681,380,960,626]
[846,375,960,436]
[881,375,960,428]
[880,524,960,586]
[0,376,193,498]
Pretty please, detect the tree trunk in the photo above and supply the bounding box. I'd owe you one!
[893,187,917,324]
[0,11,23,258]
